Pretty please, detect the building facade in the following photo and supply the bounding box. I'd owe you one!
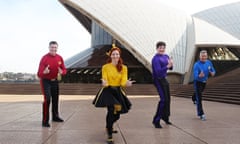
[59,0,240,84]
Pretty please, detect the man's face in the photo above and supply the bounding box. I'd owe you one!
[200,53,208,62]
[157,45,166,54]
[49,44,58,56]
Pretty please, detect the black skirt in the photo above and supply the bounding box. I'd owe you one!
[92,86,132,114]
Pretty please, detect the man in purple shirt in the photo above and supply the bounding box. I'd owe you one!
[152,41,173,128]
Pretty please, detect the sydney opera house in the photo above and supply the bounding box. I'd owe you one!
[59,0,240,84]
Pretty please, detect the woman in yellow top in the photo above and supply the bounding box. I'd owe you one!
[93,45,135,144]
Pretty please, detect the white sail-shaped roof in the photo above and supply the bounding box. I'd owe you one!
[194,2,240,40]
[59,0,240,80]
[59,0,190,74]
[193,17,240,46]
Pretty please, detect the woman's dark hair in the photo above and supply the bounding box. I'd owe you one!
[156,41,166,49]
[107,47,123,72]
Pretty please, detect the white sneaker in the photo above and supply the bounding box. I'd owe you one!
[200,115,206,121]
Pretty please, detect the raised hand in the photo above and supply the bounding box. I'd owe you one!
[58,67,63,74]
[43,65,50,74]
[101,79,108,87]
[126,78,136,87]
[167,57,173,68]
[199,71,205,78]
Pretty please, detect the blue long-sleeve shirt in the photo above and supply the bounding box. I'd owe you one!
[193,60,216,82]
[152,54,172,79]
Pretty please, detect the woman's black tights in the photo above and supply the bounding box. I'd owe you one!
[106,105,120,137]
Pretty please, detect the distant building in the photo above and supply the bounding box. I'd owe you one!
[59,0,240,84]
[0,72,38,83]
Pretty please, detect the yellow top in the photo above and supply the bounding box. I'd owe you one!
[102,63,128,87]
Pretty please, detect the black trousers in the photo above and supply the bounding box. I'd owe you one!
[153,78,171,123]
[192,92,196,103]
[40,79,60,123]
[194,81,206,116]
[106,105,120,136]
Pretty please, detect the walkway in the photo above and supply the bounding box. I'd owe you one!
[0,95,239,144]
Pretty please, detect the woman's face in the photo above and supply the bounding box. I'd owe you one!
[110,50,120,62]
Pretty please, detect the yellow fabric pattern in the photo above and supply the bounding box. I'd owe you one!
[114,104,122,114]
[102,63,128,87]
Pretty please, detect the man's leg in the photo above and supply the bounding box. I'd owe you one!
[152,80,165,128]
[40,79,51,127]
[192,92,196,104]
[159,78,172,124]
[195,81,205,119]
[51,81,63,122]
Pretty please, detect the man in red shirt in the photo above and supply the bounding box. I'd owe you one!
[37,41,67,127]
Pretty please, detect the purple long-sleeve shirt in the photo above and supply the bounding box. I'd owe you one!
[152,54,172,79]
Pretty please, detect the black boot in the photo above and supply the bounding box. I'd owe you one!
[107,135,114,144]
[106,128,114,144]
[162,117,172,125]
[42,122,50,127]
[52,117,64,122]
[152,121,162,128]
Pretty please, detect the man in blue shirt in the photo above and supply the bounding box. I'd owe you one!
[152,41,173,128]
[193,50,216,121]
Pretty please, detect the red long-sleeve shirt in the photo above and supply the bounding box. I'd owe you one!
[37,53,67,79]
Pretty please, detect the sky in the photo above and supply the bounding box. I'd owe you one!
[0,0,239,73]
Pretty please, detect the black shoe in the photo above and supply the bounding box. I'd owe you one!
[162,118,172,125]
[107,136,114,144]
[164,120,172,125]
[42,122,50,127]
[152,122,162,128]
[52,117,64,122]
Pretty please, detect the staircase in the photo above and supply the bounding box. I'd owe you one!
[0,83,158,95]
[172,67,240,105]
[1,68,239,105]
